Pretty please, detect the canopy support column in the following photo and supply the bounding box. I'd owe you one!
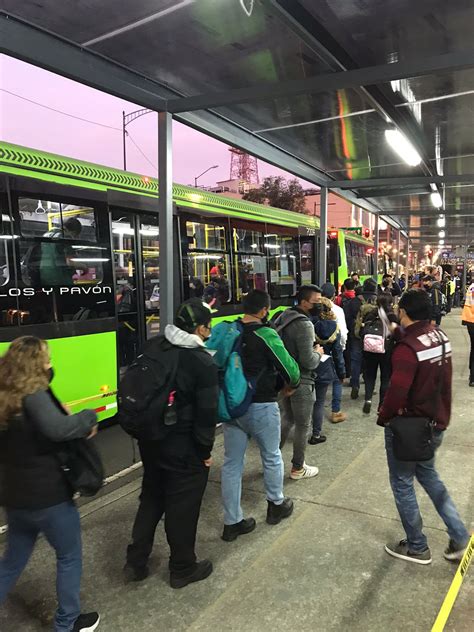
[158,111,174,328]
[396,230,401,279]
[318,187,328,286]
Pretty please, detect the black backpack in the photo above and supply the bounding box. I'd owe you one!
[117,336,180,440]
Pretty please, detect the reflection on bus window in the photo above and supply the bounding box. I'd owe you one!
[300,241,313,285]
[346,239,372,276]
[183,219,230,306]
[19,198,97,241]
[19,198,103,287]
[236,255,267,300]
[266,234,297,298]
[111,216,137,314]
[0,212,11,286]
[187,220,226,250]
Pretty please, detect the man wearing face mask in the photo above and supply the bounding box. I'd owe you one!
[379,273,401,298]
[422,275,444,325]
[125,299,219,588]
[220,290,300,538]
[276,285,324,480]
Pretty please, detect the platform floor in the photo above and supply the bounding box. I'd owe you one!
[1,311,473,631]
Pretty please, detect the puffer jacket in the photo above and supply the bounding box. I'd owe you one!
[313,319,346,382]
[274,307,321,385]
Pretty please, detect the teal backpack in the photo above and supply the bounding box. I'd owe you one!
[206,321,258,422]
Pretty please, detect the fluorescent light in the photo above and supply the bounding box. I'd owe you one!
[264,244,280,249]
[70,258,110,262]
[437,216,446,228]
[430,192,443,208]
[0,234,18,239]
[140,229,159,236]
[113,226,134,235]
[384,129,422,166]
[438,230,446,238]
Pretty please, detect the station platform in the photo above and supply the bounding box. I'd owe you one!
[1,312,472,632]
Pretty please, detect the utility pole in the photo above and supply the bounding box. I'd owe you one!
[122,108,153,170]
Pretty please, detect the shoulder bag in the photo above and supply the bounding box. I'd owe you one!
[389,331,445,461]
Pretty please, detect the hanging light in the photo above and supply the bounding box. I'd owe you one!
[438,230,446,239]
[430,192,443,208]
[437,216,446,228]
[384,129,422,166]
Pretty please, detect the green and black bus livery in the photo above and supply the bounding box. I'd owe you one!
[0,142,375,421]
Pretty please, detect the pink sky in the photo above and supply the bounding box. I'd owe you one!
[0,55,314,189]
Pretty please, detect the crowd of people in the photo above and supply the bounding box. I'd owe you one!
[0,267,472,632]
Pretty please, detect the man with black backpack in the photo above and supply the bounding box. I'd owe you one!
[122,299,219,588]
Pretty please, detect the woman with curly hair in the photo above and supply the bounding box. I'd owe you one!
[0,336,100,632]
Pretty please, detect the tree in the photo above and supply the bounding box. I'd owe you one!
[243,176,306,212]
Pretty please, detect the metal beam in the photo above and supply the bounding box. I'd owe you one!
[158,112,174,327]
[381,208,474,218]
[331,174,474,189]
[318,188,328,285]
[356,187,430,198]
[167,51,474,114]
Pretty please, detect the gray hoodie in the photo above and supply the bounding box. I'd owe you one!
[274,308,321,384]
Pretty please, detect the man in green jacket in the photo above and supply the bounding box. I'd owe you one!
[220,290,300,542]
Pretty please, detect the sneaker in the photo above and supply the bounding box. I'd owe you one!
[170,559,213,589]
[123,563,149,582]
[330,411,347,423]
[72,613,100,632]
[350,387,359,400]
[469,380,474,387]
[266,497,294,525]
[384,540,432,565]
[308,434,327,445]
[444,539,468,562]
[222,518,256,542]
[290,463,319,480]
[363,401,372,414]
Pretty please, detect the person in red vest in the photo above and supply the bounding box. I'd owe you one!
[378,289,470,565]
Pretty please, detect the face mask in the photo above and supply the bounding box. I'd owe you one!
[423,284,430,291]
[310,304,322,318]
[261,313,269,324]
[382,280,390,287]
[47,367,55,383]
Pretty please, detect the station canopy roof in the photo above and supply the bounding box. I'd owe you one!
[1,0,474,249]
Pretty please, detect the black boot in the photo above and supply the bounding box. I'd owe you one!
[170,559,213,589]
[123,563,149,582]
[222,518,256,542]
[266,497,294,525]
[351,387,359,400]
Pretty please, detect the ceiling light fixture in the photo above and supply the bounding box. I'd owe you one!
[430,192,443,208]
[439,239,445,246]
[384,129,422,166]
[437,216,446,228]
[438,230,446,238]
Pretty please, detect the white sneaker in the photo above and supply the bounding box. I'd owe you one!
[290,463,319,480]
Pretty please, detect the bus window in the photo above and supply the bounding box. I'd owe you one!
[300,239,314,285]
[18,198,97,242]
[233,227,267,300]
[0,209,11,286]
[182,219,230,307]
[140,216,160,339]
[266,233,297,298]
[13,197,114,325]
[346,239,372,277]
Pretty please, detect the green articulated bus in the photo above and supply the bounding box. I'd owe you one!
[0,142,376,421]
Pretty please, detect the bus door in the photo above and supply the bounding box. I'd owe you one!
[299,235,316,285]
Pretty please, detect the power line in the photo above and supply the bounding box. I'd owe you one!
[126,131,157,171]
[0,88,122,131]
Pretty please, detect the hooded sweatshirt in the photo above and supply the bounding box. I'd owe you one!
[313,319,345,380]
[274,307,321,385]
[163,324,219,460]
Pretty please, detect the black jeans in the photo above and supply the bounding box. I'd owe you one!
[127,437,209,575]
[363,351,391,406]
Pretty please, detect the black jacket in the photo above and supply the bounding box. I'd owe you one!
[0,390,96,510]
[164,325,219,460]
[345,292,378,335]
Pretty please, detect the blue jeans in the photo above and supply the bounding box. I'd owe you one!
[0,501,82,632]
[331,379,342,413]
[221,402,284,525]
[312,382,330,436]
[350,338,363,388]
[385,428,469,552]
